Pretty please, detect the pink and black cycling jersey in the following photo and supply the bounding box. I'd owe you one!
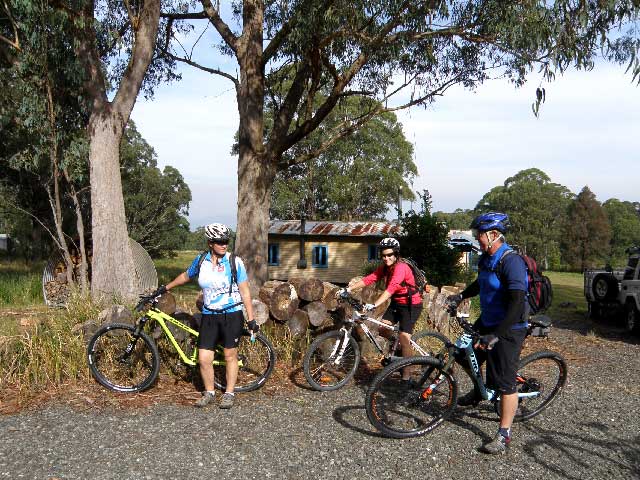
[362,262,422,305]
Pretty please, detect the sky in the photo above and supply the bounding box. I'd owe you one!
[131,57,639,231]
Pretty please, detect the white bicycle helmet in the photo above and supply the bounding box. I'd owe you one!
[379,237,400,252]
[204,223,231,242]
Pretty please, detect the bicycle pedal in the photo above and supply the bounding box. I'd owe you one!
[381,357,392,367]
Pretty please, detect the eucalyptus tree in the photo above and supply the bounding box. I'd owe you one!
[476,168,573,268]
[0,0,92,289]
[562,186,611,271]
[603,198,640,266]
[270,96,416,221]
[162,1,639,286]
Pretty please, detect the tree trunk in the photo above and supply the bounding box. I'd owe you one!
[234,0,268,289]
[288,309,309,337]
[303,301,329,327]
[296,278,324,302]
[269,282,299,322]
[88,112,137,301]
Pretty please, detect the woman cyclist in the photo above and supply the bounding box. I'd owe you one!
[347,238,425,371]
[160,223,256,410]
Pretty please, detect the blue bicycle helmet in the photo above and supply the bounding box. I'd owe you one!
[470,212,510,234]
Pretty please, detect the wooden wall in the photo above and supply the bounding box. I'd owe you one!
[268,235,378,284]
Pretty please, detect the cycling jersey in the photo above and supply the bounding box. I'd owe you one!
[476,243,528,330]
[186,252,247,314]
[362,262,422,305]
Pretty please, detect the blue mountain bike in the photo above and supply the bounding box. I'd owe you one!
[365,310,567,439]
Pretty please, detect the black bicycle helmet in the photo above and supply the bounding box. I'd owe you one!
[470,212,510,234]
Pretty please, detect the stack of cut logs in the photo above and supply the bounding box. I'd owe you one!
[249,276,470,339]
[43,251,90,306]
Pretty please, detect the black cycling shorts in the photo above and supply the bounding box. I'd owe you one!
[475,324,527,395]
[382,302,423,334]
[198,310,244,350]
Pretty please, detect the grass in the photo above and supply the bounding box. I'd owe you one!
[0,260,44,307]
[0,253,591,405]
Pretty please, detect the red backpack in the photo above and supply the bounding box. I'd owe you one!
[496,250,553,314]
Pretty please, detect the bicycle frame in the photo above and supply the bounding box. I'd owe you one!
[435,315,542,403]
[141,307,243,368]
[329,309,431,364]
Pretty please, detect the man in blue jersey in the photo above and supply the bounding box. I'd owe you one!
[446,212,529,454]
[162,223,256,409]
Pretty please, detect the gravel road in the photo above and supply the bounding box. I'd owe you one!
[1,319,639,480]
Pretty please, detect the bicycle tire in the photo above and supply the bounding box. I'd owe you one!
[87,322,160,393]
[494,350,567,422]
[366,356,457,439]
[213,331,276,393]
[303,330,361,391]
[411,330,450,360]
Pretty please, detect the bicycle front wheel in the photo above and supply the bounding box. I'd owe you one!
[87,322,160,393]
[213,331,276,393]
[411,330,450,361]
[303,330,360,391]
[496,350,568,422]
[366,356,457,439]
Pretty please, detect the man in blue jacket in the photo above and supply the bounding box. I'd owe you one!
[447,212,529,454]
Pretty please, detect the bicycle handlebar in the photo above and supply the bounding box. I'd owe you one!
[335,289,369,317]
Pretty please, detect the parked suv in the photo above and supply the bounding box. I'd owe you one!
[584,246,640,334]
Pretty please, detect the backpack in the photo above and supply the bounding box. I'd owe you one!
[399,258,429,298]
[195,250,238,294]
[496,250,553,314]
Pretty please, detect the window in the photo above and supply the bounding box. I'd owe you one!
[368,244,378,261]
[312,245,328,268]
[268,243,280,266]
[624,256,639,280]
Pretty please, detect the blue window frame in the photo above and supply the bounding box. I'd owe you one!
[268,243,280,266]
[368,244,378,261]
[312,245,328,268]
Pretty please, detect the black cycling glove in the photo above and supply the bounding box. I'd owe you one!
[247,319,259,332]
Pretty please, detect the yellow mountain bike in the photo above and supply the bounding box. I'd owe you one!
[87,292,276,393]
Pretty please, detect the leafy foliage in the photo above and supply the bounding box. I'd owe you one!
[561,186,612,271]
[475,168,573,269]
[603,199,640,267]
[434,209,476,231]
[120,122,192,257]
[399,191,461,287]
[270,96,416,220]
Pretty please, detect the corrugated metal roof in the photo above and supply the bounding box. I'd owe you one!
[269,220,402,237]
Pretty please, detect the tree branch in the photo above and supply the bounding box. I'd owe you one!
[200,0,238,53]
[164,51,239,87]
[1,0,21,51]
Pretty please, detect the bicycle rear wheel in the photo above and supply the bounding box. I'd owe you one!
[366,356,457,439]
[495,350,567,422]
[87,322,160,393]
[213,331,276,393]
[303,329,361,391]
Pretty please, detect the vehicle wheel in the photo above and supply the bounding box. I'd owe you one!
[366,356,457,439]
[625,302,640,334]
[303,330,360,391]
[592,274,618,302]
[213,331,276,393]
[494,350,567,422]
[411,330,450,362]
[87,322,160,393]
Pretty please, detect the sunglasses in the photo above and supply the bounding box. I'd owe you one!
[210,240,229,246]
[381,253,396,259]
